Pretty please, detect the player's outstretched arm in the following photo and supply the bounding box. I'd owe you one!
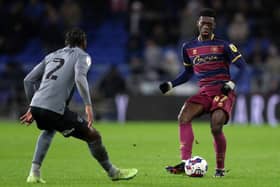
[159,82,173,94]
[159,66,193,94]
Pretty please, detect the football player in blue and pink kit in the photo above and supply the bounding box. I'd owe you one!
[159,8,247,177]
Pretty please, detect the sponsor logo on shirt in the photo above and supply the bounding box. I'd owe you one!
[193,55,218,64]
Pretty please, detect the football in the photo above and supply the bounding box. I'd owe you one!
[184,156,208,177]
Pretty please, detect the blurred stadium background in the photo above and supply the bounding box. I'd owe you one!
[0,0,279,125]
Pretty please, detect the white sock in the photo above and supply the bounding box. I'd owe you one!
[30,163,40,177]
[108,165,119,177]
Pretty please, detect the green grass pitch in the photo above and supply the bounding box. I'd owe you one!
[0,121,280,187]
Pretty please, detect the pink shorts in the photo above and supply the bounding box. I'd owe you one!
[187,85,236,123]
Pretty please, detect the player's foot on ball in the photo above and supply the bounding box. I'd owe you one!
[110,168,138,181]
[165,162,185,174]
[26,174,46,183]
[214,168,226,177]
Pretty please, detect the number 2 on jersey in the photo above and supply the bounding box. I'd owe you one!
[46,58,65,80]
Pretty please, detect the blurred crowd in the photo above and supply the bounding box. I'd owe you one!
[126,0,280,94]
[0,0,279,119]
[0,0,116,54]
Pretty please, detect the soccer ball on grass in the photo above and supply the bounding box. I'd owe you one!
[184,156,208,177]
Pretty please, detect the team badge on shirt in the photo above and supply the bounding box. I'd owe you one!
[229,44,238,52]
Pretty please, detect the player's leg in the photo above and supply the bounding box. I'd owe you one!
[74,126,138,180]
[28,107,58,183]
[166,102,204,174]
[27,130,56,180]
[179,102,204,161]
[211,109,227,177]
[210,93,236,177]
[60,109,137,180]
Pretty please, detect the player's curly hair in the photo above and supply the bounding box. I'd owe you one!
[65,28,86,47]
[199,8,216,19]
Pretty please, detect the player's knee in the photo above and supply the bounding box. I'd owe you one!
[211,110,226,135]
[88,128,101,142]
[178,113,190,124]
[212,110,226,124]
[41,130,56,142]
[211,124,222,135]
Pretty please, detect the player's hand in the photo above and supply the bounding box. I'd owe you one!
[159,82,172,94]
[221,81,235,95]
[85,105,94,128]
[20,108,33,125]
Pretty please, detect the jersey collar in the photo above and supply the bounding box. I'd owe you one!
[198,34,215,41]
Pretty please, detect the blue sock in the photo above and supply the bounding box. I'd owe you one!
[88,139,116,175]
[30,130,56,176]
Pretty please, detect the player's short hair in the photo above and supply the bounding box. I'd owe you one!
[65,28,86,47]
[199,8,216,19]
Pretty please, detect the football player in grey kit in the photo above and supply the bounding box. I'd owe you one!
[20,28,138,183]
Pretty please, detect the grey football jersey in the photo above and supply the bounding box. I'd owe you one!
[24,46,92,114]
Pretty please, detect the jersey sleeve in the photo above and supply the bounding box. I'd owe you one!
[171,66,193,87]
[224,41,247,81]
[224,42,244,64]
[23,60,46,102]
[181,42,192,67]
[74,54,92,106]
[169,43,193,87]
